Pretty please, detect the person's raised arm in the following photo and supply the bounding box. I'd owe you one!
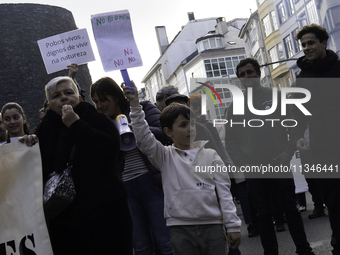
[123,81,166,171]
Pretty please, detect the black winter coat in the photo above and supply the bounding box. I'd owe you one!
[292,50,340,152]
[36,102,127,215]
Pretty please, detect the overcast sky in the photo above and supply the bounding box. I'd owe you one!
[6,0,258,89]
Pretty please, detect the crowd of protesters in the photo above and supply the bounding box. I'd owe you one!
[1,23,339,255]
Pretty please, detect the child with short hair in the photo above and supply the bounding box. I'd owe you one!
[124,82,241,255]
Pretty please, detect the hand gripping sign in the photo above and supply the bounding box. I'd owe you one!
[91,9,143,93]
[37,28,95,74]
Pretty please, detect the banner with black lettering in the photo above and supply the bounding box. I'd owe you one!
[0,142,53,255]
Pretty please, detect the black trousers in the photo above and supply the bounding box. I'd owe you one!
[299,148,324,209]
[48,198,133,255]
[311,149,340,255]
[247,177,311,255]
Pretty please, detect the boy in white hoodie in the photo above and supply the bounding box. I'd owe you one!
[123,82,241,255]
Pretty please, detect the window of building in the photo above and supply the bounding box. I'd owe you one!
[331,5,340,29]
[204,55,246,78]
[254,49,263,65]
[277,2,287,23]
[287,0,295,15]
[257,0,265,7]
[284,35,294,58]
[277,43,285,62]
[306,1,319,24]
[159,69,164,85]
[203,41,210,49]
[210,38,216,48]
[292,29,302,52]
[198,37,222,52]
[287,77,292,87]
[270,11,279,31]
[262,14,272,37]
[261,76,269,87]
[268,46,279,69]
[298,13,308,27]
[212,59,220,77]
[249,20,258,48]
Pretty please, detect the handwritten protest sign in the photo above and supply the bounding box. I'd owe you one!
[91,10,143,72]
[0,142,53,254]
[38,28,95,74]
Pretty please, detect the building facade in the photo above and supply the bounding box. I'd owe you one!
[142,14,248,120]
[253,0,339,83]
[239,10,273,87]
[142,13,220,101]
[257,0,293,88]
[319,0,340,55]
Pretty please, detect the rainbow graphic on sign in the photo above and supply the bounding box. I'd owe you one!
[196,82,223,106]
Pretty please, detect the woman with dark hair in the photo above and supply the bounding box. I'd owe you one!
[22,76,133,254]
[91,77,173,255]
[1,102,30,143]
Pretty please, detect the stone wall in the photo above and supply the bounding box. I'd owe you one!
[0,3,93,131]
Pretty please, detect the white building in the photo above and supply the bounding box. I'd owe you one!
[142,13,248,119]
[142,13,220,101]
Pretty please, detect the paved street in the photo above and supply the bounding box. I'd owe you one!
[235,192,333,255]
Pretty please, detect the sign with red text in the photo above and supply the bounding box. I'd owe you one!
[0,142,53,254]
[38,28,95,74]
[91,9,143,72]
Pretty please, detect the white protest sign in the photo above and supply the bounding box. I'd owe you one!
[91,10,143,72]
[0,142,53,254]
[38,28,95,74]
[291,151,309,194]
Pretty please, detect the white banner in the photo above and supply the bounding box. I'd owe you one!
[291,150,308,194]
[0,142,53,254]
[91,9,143,72]
[37,28,95,74]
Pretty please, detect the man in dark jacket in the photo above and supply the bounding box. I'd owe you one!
[293,24,340,255]
[225,57,314,255]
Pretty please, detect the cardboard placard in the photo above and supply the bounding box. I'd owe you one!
[38,28,95,74]
[91,10,143,72]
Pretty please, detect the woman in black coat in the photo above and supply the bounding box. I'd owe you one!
[34,76,133,254]
[90,77,173,255]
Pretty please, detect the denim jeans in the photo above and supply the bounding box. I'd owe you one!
[247,178,312,255]
[124,173,173,255]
